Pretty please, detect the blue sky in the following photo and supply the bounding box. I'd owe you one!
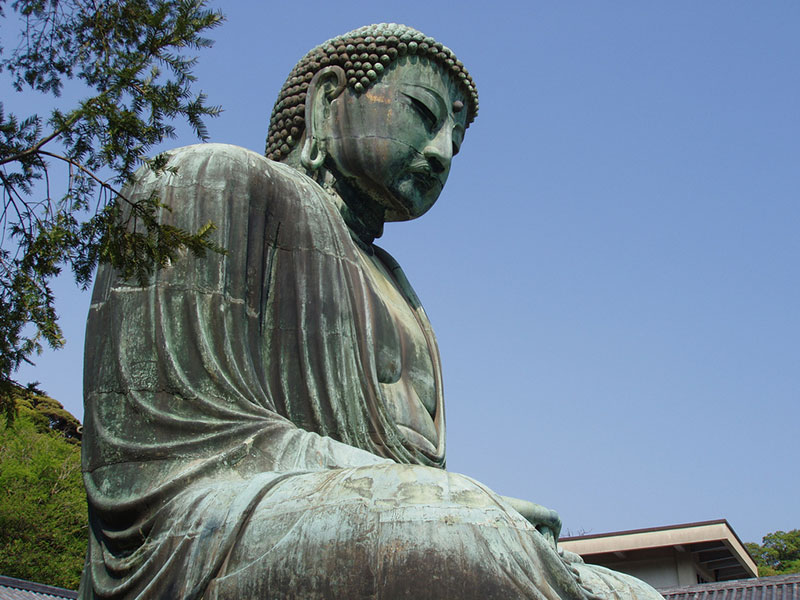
[8,2,799,545]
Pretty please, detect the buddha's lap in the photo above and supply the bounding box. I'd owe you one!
[224,463,534,563]
[174,463,664,600]
[205,463,580,599]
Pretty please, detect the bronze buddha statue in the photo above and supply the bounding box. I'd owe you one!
[79,24,664,600]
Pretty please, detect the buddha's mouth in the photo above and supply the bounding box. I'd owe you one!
[409,169,442,191]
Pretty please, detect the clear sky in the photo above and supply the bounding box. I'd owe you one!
[9,2,799,546]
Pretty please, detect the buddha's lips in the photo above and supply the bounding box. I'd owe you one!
[409,168,443,190]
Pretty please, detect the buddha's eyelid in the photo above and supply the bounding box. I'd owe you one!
[402,93,439,128]
[401,85,445,121]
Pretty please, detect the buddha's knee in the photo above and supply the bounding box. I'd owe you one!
[211,465,539,598]
[229,464,518,554]
[569,562,664,600]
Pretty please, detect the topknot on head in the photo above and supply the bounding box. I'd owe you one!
[266,23,478,161]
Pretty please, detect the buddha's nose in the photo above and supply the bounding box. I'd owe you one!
[423,128,453,174]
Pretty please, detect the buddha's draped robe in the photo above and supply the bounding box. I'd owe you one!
[79,144,663,600]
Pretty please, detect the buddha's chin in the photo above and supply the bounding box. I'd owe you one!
[383,180,441,221]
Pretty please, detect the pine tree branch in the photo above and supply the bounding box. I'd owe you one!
[36,149,125,203]
[0,115,80,167]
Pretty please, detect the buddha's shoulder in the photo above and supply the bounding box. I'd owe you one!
[158,143,308,183]
[140,143,320,203]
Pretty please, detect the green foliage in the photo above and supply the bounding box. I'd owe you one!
[0,395,86,589]
[3,380,82,438]
[746,530,800,576]
[0,0,225,415]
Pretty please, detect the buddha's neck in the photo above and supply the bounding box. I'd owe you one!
[320,167,385,246]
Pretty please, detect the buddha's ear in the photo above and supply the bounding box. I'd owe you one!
[301,66,347,171]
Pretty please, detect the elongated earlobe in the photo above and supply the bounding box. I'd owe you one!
[300,133,325,171]
[301,66,347,172]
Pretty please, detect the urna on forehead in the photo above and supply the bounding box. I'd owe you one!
[266,23,479,161]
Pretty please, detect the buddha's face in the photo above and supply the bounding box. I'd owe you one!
[324,57,467,221]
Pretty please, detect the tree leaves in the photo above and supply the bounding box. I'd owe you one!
[746,530,800,576]
[0,1,225,415]
[0,389,85,589]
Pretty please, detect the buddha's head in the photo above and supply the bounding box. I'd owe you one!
[266,24,478,222]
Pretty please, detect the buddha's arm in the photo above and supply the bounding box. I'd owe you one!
[85,144,397,480]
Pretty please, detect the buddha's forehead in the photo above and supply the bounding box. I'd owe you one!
[369,57,467,118]
[383,57,463,94]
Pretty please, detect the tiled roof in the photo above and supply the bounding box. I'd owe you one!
[0,576,77,600]
[660,573,800,600]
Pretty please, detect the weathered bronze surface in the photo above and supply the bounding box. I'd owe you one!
[79,23,665,600]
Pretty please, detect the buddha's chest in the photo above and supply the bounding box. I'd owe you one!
[357,250,439,454]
